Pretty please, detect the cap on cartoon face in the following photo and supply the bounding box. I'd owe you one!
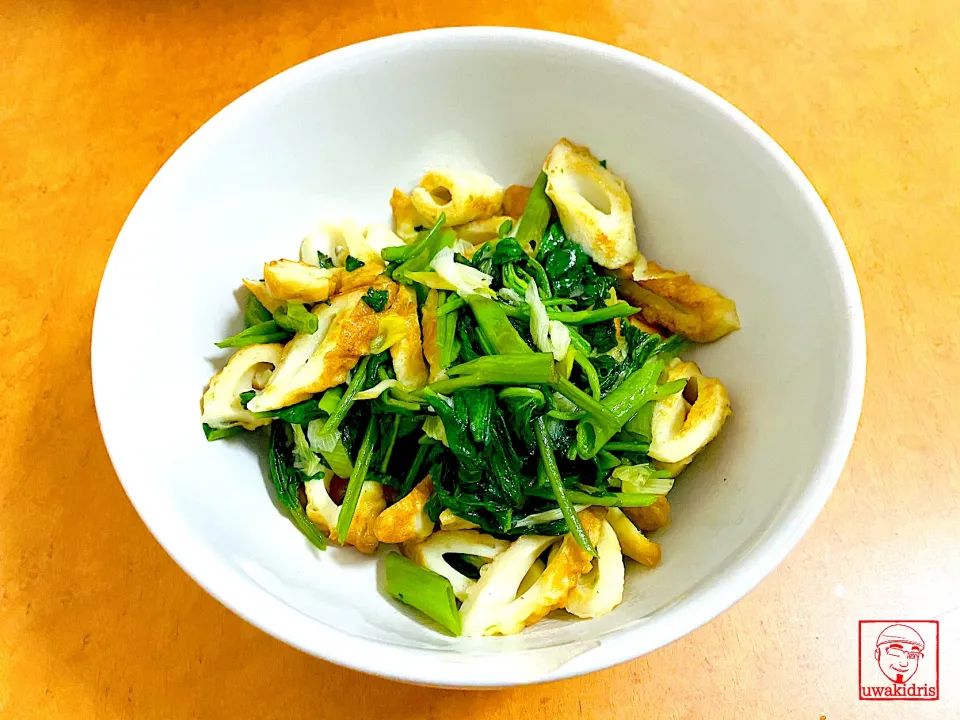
[874,624,924,684]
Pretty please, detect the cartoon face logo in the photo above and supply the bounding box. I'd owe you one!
[874,624,925,684]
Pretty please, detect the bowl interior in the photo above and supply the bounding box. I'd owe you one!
[92,29,864,686]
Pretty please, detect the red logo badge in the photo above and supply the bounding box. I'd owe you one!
[859,620,939,701]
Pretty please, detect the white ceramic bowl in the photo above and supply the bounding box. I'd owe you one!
[92,28,865,687]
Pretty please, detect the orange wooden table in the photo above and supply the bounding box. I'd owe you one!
[2,2,958,718]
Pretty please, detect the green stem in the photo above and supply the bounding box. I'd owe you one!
[526,487,660,508]
[497,387,545,405]
[427,355,619,441]
[316,356,371,442]
[216,321,291,348]
[243,293,273,327]
[548,303,639,325]
[525,256,552,298]
[273,301,319,334]
[546,410,585,422]
[440,298,459,368]
[318,387,344,415]
[495,302,642,328]
[393,227,457,283]
[400,442,432,496]
[573,351,601,401]
[381,213,446,263]
[384,553,462,636]
[335,416,379,542]
[474,326,497,356]
[575,358,686,459]
[466,295,533,355]
[388,386,424,405]
[553,376,619,431]
[514,171,552,254]
[437,296,466,316]
[501,263,528,296]
[602,441,650,453]
[498,303,525,320]
[501,302,642,327]
[380,391,421,413]
[534,417,597,557]
[379,415,401,474]
[436,290,449,366]
[598,359,666,420]
[434,353,556,390]
[566,326,592,355]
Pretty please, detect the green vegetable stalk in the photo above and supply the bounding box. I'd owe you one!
[243,293,274,328]
[427,354,619,435]
[313,355,371,450]
[273,301,319,334]
[437,291,461,370]
[602,441,650,453]
[526,486,660,508]
[379,414,401,473]
[552,376,620,434]
[384,552,462,636]
[573,351,601,401]
[514,171,552,253]
[547,302,639,326]
[215,321,291,348]
[499,301,640,327]
[247,397,325,424]
[335,416,379,543]
[594,358,681,425]
[389,215,457,284]
[380,389,422,414]
[497,387,545,405]
[437,295,466,317]
[429,353,556,394]
[465,296,532,355]
[400,441,433,496]
[611,463,674,494]
[525,255,552,298]
[381,213,446,263]
[575,358,686,458]
[474,326,498,356]
[318,387,344,416]
[501,263,529,296]
[566,326,592,356]
[534,417,597,557]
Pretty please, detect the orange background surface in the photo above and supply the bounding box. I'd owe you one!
[2,1,959,718]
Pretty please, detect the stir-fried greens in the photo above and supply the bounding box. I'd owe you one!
[199,138,740,636]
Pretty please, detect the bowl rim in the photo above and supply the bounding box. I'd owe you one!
[92,26,866,687]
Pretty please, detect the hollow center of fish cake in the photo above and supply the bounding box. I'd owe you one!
[570,174,612,214]
[429,185,453,205]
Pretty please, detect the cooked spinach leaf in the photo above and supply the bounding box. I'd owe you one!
[345,255,365,272]
[362,287,390,312]
[316,251,336,269]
